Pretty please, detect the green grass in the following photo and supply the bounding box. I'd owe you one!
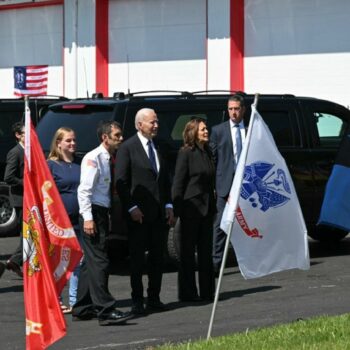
[155,314,350,350]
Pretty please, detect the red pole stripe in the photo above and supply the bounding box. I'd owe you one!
[95,0,109,96]
[230,0,244,92]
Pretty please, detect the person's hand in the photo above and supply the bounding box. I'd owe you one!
[166,208,176,227]
[83,220,96,235]
[130,207,144,223]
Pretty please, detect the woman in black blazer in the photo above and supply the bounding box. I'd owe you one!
[172,118,216,301]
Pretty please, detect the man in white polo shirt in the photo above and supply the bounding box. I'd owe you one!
[72,120,132,326]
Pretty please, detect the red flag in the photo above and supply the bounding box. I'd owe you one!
[23,101,83,350]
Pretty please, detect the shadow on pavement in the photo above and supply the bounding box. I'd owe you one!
[219,285,281,300]
[0,254,11,261]
[0,285,23,294]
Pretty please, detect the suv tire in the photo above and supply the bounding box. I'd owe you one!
[167,219,181,265]
[0,192,18,237]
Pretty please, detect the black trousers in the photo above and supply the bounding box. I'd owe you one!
[212,196,229,270]
[72,205,116,318]
[9,207,23,266]
[178,215,215,300]
[128,217,166,303]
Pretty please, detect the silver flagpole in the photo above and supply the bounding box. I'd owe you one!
[207,93,260,340]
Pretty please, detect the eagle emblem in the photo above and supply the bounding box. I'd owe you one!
[241,161,291,211]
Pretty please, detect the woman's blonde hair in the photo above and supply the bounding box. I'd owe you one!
[48,127,75,161]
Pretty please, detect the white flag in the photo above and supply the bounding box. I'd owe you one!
[220,106,310,279]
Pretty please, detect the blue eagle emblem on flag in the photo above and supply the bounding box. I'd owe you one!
[240,162,291,212]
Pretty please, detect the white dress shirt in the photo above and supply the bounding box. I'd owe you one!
[230,120,246,165]
[137,132,160,172]
[78,144,111,221]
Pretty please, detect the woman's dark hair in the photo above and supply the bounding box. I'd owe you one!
[182,118,207,149]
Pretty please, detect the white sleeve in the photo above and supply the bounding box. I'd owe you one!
[78,156,99,221]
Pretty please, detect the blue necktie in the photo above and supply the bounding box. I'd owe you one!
[147,140,158,174]
[234,124,242,161]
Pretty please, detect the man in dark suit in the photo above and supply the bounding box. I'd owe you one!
[210,94,246,274]
[0,122,25,278]
[116,108,175,315]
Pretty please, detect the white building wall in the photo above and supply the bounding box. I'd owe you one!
[64,0,96,98]
[108,0,207,94]
[207,0,231,90]
[0,5,63,97]
[244,0,350,107]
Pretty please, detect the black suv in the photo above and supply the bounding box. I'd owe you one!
[36,91,350,259]
[0,96,68,237]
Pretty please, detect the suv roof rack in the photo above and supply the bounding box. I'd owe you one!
[128,90,191,97]
[27,95,68,100]
[191,90,247,95]
[92,92,104,99]
[0,95,68,101]
[112,92,126,100]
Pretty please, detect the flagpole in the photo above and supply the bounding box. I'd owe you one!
[24,96,31,171]
[207,93,260,340]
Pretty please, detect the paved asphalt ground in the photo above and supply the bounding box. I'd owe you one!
[1,235,350,350]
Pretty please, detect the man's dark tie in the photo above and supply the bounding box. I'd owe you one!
[234,124,242,161]
[147,140,158,174]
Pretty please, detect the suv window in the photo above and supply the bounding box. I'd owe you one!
[261,111,295,147]
[0,110,24,142]
[306,101,349,148]
[314,112,345,147]
[246,103,299,148]
[171,113,207,141]
[36,109,113,153]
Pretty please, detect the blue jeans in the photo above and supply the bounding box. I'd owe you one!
[63,220,84,307]
[69,259,82,307]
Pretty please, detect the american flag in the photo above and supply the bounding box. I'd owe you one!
[14,65,48,97]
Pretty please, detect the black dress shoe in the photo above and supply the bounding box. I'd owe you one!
[146,300,168,312]
[0,262,5,278]
[98,309,133,326]
[131,302,146,315]
[72,310,97,321]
